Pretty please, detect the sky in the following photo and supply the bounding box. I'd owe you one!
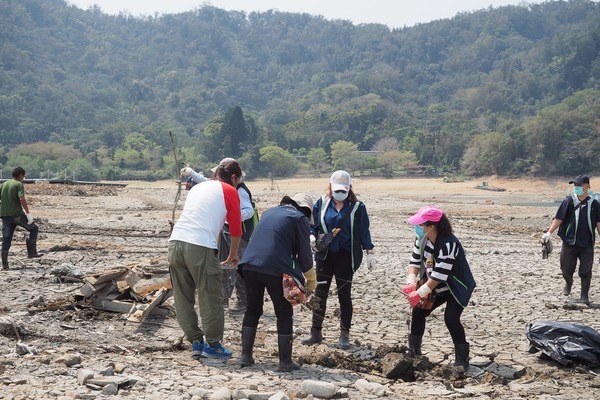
[67,0,549,28]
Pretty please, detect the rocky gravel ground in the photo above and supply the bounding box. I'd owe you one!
[1,177,600,399]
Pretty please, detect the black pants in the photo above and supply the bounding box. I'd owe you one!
[560,243,594,281]
[242,270,294,335]
[410,293,467,345]
[2,215,38,253]
[312,250,354,332]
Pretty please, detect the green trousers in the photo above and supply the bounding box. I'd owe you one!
[168,240,224,346]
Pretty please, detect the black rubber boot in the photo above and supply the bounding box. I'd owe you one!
[240,327,256,367]
[338,328,350,350]
[563,277,573,296]
[300,328,322,346]
[454,343,470,369]
[408,335,422,357]
[277,334,300,372]
[26,239,43,258]
[1,251,8,270]
[578,278,591,305]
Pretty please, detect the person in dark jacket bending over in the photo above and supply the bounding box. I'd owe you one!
[238,193,317,371]
[542,175,600,306]
[403,205,476,369]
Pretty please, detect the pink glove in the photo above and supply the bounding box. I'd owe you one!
[408,291,422,308]
[402,284,416,295]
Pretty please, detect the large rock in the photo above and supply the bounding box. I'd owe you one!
[208,387,232,400]
[355,379,387,396]
[381,352,413,380]
[301,380,337,399]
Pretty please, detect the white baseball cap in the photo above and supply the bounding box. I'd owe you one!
[330,170,351,192]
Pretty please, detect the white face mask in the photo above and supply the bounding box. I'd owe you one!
[332,191,348,201]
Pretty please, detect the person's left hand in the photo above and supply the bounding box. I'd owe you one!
[366,253,376,271]
[26,213,34,225]
[222,255,240,269]
[407,291,422,308]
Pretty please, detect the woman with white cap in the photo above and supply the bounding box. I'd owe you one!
[403,205,476,368]
[301,170,375,350]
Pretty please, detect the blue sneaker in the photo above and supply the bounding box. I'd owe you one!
[191,340,204,359]
[202,342,233,359]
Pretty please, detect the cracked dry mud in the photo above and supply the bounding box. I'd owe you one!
[1,177,600,399]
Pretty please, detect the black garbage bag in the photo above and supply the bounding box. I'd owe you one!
[525,320,600,367]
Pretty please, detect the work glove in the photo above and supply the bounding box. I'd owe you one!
[180,166,194,178]
[402,283,416,295]
[304,267,317,292]
[542,232,552,243]
[407,291,422,308]
[26,213,34,225]
[309,234,317,252]
[366,253,376,271]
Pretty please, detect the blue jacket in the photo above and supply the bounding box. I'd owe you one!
[239,205,313,284]
[311,195,374,271]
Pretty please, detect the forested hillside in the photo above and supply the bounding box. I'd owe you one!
[1,0,599,180]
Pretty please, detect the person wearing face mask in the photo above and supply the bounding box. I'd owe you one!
[168,160,243,359]
[542,175,600,305]
[301,170,375,350]
[403,206,476,369]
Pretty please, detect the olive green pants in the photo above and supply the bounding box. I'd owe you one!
[168,240,224,346]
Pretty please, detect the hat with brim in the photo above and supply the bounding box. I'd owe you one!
[330,170,351,192]
[407,205,444,225]
[211,157,245,177]
[569,174,590,185]
[289,192,313,216]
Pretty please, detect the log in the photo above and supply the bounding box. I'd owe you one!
[131,274,172,297]
[85,268,128,285]
[127,288,170,323]
[83,299,135,314]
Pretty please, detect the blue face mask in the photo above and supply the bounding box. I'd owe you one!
[332,191,348,202]
[573,186,584,196]
[415,225,425,239]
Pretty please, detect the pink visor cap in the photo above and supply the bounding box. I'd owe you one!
[407,206,444,225]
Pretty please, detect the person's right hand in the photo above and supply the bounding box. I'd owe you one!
[542,232,552,242]
[180,166,194,178]
[402,283,416,295]
[304,267,317,292]
[26,213,34,225]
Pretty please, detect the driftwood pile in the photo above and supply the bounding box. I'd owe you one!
[74,262,172,323]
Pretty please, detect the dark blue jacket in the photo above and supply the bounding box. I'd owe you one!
[311,196,374,271]
[431,234,476,309]
[239,205,313,284]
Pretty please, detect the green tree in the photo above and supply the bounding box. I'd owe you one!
[306,148,329,176]
[330,140,364,174]
[259,146,298,178]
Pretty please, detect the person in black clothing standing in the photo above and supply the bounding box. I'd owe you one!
[542,175,600,305]
[237,193,317,371]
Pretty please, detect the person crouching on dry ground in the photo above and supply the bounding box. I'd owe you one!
[541,175,600,306]
[301,170,375,350]
[237,193,317,371]
[403,206,476,369]
[1,167,43,270]
[168,160,243,359]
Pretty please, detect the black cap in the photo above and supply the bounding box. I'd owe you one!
[569,174,590,185]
